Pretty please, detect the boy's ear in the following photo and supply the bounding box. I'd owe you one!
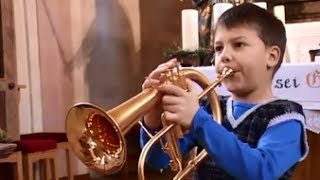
[266,45,281,69]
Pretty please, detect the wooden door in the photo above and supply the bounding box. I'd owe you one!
[0,0,19,141]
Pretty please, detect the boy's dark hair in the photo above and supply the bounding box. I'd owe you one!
[214,3,286,75]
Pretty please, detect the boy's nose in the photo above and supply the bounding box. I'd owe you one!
[220,48,232,63]
[221,56,231,63]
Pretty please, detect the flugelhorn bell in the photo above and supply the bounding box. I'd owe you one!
[65,86,161,174]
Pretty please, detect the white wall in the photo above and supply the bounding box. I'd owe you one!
[285,22,320,63]
[14,0,43,134]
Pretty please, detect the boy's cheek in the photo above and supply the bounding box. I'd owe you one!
[213,62,220,71]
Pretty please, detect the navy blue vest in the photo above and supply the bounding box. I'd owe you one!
[194,97,305,180]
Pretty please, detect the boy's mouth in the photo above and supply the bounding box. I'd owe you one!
[218,67,238,75]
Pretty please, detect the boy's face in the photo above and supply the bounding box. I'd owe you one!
[214,25,277,97]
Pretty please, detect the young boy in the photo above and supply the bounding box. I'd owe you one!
[140,3,308,180]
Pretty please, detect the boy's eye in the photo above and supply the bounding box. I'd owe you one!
[234,42,245,48]
[214,46,223,52]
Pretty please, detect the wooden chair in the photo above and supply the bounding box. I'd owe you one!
[0,150,23,180]
[16,138,58,180]
[21,133,74,180]
[57,141,74,180]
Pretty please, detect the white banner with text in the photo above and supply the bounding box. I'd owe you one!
[194,63,320,110]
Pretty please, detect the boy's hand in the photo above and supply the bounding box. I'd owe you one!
[142,58,177,90]
[158,79,199,129]
[142,58,178,130]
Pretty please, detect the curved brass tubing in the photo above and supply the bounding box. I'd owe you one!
[65,66,233,179]
[137,67,233,180]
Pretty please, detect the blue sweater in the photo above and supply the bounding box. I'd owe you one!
[140,100,305,179]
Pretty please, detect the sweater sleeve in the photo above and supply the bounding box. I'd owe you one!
[189,108,304,180]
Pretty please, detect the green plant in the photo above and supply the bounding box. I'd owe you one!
[0,129,10,143]
[163,48,212,59]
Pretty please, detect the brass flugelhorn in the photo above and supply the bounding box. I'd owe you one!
[65,66,233,179]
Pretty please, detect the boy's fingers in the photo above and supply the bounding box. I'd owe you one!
[163,111,178,122]
[148,66,169,79]
[158,58,177,68]
[158,84,184,97]
[162,95,180,105]
[146,59,178,83]
[162,104,179,112]
[150,59,178,77]
[149,60,176,78]
[142,78,160,90]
